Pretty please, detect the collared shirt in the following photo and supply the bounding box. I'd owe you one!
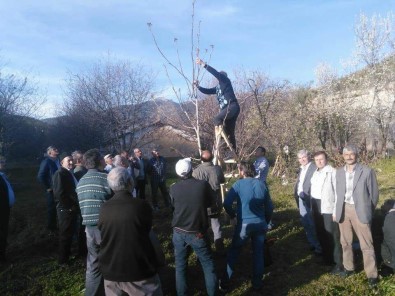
[344,166,355,204]
[310,165,331,200]
[254,156,269,183]
[297,162,311,196]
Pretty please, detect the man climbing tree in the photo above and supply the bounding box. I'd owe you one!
[195,58,240,159]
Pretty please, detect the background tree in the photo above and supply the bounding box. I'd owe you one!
[62,56,156,152]
[148,0,216,157]
[0,60,45,157]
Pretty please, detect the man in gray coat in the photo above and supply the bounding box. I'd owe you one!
[193,150,225,252]
[334,144,379,287]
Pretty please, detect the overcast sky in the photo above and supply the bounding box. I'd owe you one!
[1,0,394,117]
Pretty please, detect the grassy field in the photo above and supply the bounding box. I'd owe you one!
[0,158,394,295]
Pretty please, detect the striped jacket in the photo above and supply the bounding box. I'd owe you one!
[76,169,112,226]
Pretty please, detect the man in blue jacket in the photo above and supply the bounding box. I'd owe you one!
[223,162,273,291]
[37,146,60,233]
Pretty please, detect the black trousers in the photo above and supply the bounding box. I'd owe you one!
[214,102,240,151]
[136,179,146,200]
[0,206,10,260]
[311,198,342,266]
[150,180,170,207]
[57,205,78,263]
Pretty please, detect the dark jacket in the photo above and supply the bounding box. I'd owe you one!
[382,211,395,269]
[170,177,214,233]
[198,64,238,109]
[132,157,152,181]
[53,167,78,209]
[73,165,88,182]
[37,157,59,190]
[98,190,158,282]
[192,162,225,210]
[294,162,317,208]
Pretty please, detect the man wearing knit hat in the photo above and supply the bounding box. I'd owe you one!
[170,158,218,296]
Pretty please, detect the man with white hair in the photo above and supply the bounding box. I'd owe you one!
[334,144,379,287]
[99,167,163,295]
[170,158,218,296]
[294,149,321,254]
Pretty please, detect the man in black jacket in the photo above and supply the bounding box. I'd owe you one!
[98,167,162,295]
[53,155,80,264]
[195,58,240,153]
[170,158,218,296]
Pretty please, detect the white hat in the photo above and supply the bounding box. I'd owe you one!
[104,154,112,160]
[175,158,192,177]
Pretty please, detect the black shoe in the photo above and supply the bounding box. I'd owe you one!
[330,265,344,276]
[219,279,228,293]
[339,269,355,278]
[368,277,378,288]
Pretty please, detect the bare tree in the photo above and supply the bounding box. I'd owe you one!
[63,56,156,152]
[147,0,215,157]
[0,61,45,156]
[351,12,395,156]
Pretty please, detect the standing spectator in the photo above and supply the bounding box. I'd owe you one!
[223,162,273,291]
[37,146,60,233]
[192,150,226,252]
[0,157,15,262]
[72,150,87,181]
[253,146,269,184]
[103,154,114,173]
[149,149,170,210]
[334,144,379,287]
[381,199,395,274]
[132,148,151,200]
[310,151,343,273]
[77,149,112,296]
[294,149,321,254]
[53,155,80,265]
[170,158,218,296]
[99,167,163,295]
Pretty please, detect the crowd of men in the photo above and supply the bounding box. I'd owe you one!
[0,143,394,295]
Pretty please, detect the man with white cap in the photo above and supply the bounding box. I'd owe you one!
[170,158,218,296]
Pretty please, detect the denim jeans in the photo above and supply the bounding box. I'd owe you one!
[226,219,266,289]
[172,230,218,296]
[85,226,104,296]
[299,197,321,252]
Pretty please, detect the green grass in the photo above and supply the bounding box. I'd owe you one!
[1,159,395,295]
